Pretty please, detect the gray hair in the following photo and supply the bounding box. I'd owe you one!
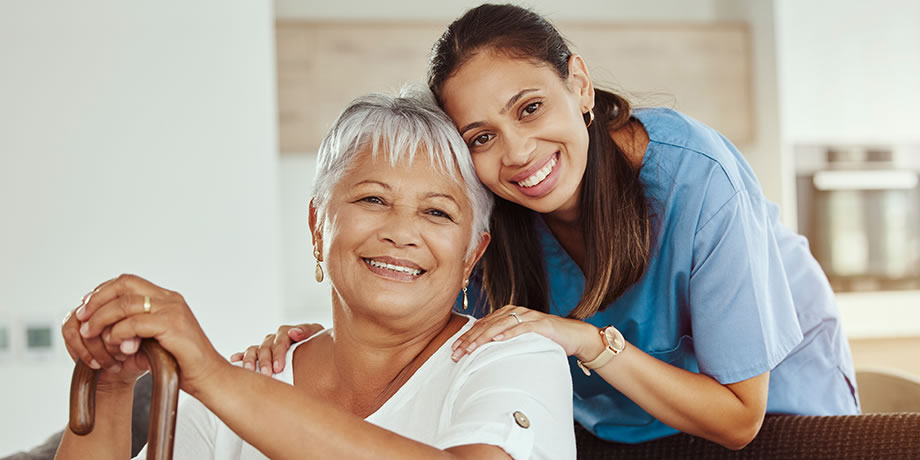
[312,83,493,257]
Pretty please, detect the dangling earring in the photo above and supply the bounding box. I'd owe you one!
[583,107,595,128]
[313,248,324,283]
[462,279,469,311]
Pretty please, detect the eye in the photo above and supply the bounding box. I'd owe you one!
[521,101,542,118]
[357,196,385,205]
[426,208,455,222]
[469,133,494,148]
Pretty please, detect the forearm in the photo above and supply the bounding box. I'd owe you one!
[193,365,465,460]
[582,335,767,449]
[54,384,136,460]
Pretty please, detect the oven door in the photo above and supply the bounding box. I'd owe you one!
[799,169,920,291]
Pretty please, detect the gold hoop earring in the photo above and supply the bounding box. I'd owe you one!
[313,248,324,283]
[462,279,469,310]
[583,108,595,128]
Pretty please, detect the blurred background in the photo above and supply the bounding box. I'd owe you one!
[1,0,918,455]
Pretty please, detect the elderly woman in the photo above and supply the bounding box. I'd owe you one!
[55,87,576,460]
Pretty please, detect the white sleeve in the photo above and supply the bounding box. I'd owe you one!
[132,396,217,460]
[435,333,576,460]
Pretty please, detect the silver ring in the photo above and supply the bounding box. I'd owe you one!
[143,295,151,314]
[509,312,523,324]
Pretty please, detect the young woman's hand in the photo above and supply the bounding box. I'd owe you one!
[450,305,602,361]
[229,322,323,375]
[70,274,227,398]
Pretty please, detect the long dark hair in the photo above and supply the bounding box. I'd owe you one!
[428,4,651,319]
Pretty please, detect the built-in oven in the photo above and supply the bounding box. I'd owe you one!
[795,144,920,292]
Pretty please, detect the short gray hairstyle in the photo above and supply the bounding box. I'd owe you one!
[312,83,493,256]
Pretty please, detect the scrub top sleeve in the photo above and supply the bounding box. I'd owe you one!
[132,396,217,460]
[689,188,804,384]
[435,335,576,460]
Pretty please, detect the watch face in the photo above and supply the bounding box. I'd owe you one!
[603,327,626,353]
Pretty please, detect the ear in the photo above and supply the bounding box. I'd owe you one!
[462,232,492,281]
[308,199,324,261]
[567,54,595,111]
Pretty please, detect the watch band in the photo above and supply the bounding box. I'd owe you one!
[577,326,625,376]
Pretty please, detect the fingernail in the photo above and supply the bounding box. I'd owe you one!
[261,366,270,375]
[244,362,254,370]
[290,328,303,337]
[451,341,460,351]
[451,350,462,361]
[79,322,90,337]
[110,364,122,373]
[274,360,282,372]
[493,334,504,341]
[76,305,86,320]
[89,360,101,369]
[120,341,137,354]
[465,342,477,352]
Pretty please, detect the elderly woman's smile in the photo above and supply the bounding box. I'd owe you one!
[363,256,426,278]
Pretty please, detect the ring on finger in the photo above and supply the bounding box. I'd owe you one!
[509,312,523,324]
[143,295,151,314]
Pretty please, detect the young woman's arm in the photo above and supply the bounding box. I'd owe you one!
[573,321,769,450]
[449,307,768,450]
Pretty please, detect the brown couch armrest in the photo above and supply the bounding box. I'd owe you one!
[576,413,920,459]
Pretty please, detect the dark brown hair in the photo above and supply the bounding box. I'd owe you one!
[428,4,651,319]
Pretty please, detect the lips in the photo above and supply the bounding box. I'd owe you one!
[516,155,557,187]
[510,152,558,186]
[509,152,562,198]
[362,256,426,278]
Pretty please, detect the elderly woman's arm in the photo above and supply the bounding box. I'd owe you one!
[194,364,511,460]
[63,274,524,460]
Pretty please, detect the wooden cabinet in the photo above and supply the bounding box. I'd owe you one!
[276,21,752,152]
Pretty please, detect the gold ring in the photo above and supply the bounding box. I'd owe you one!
[509,312,522,324]
[143,295,151,314]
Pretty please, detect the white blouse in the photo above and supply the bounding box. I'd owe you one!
[134,315,576,460]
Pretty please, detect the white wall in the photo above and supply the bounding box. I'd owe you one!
[775,0,920,145]
[0,1,281,455]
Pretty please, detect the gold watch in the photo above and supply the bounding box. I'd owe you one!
[577,325,626,376]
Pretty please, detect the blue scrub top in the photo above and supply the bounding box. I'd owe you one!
[459,108,859,443]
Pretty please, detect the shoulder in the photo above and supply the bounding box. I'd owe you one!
[635,108,750,214]
[462,328,570,373]
[634,107,732,157]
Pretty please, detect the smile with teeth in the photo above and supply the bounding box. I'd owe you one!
[516,155,557,188]
[363,258,426,276]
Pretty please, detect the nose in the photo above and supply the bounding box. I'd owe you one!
[379,205,421,248]
[501,129,536,167]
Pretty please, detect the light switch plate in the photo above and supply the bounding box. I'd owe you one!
[21,317,56,360]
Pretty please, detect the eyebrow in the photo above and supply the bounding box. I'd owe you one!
[424,192,461,208]
[355,179,390,189]
[457,88,540,136]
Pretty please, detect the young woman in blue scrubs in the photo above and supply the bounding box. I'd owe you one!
[240,3,859,450]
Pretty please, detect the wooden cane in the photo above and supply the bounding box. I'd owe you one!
[69,339,179,460]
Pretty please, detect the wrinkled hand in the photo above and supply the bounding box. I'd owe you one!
[449,305,601,361]
[62,278,148,389]
[229,322,324,375]
[66,274,226,397]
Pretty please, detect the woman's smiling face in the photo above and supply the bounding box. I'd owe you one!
[440,51,594,218]
[314,148,487,322]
